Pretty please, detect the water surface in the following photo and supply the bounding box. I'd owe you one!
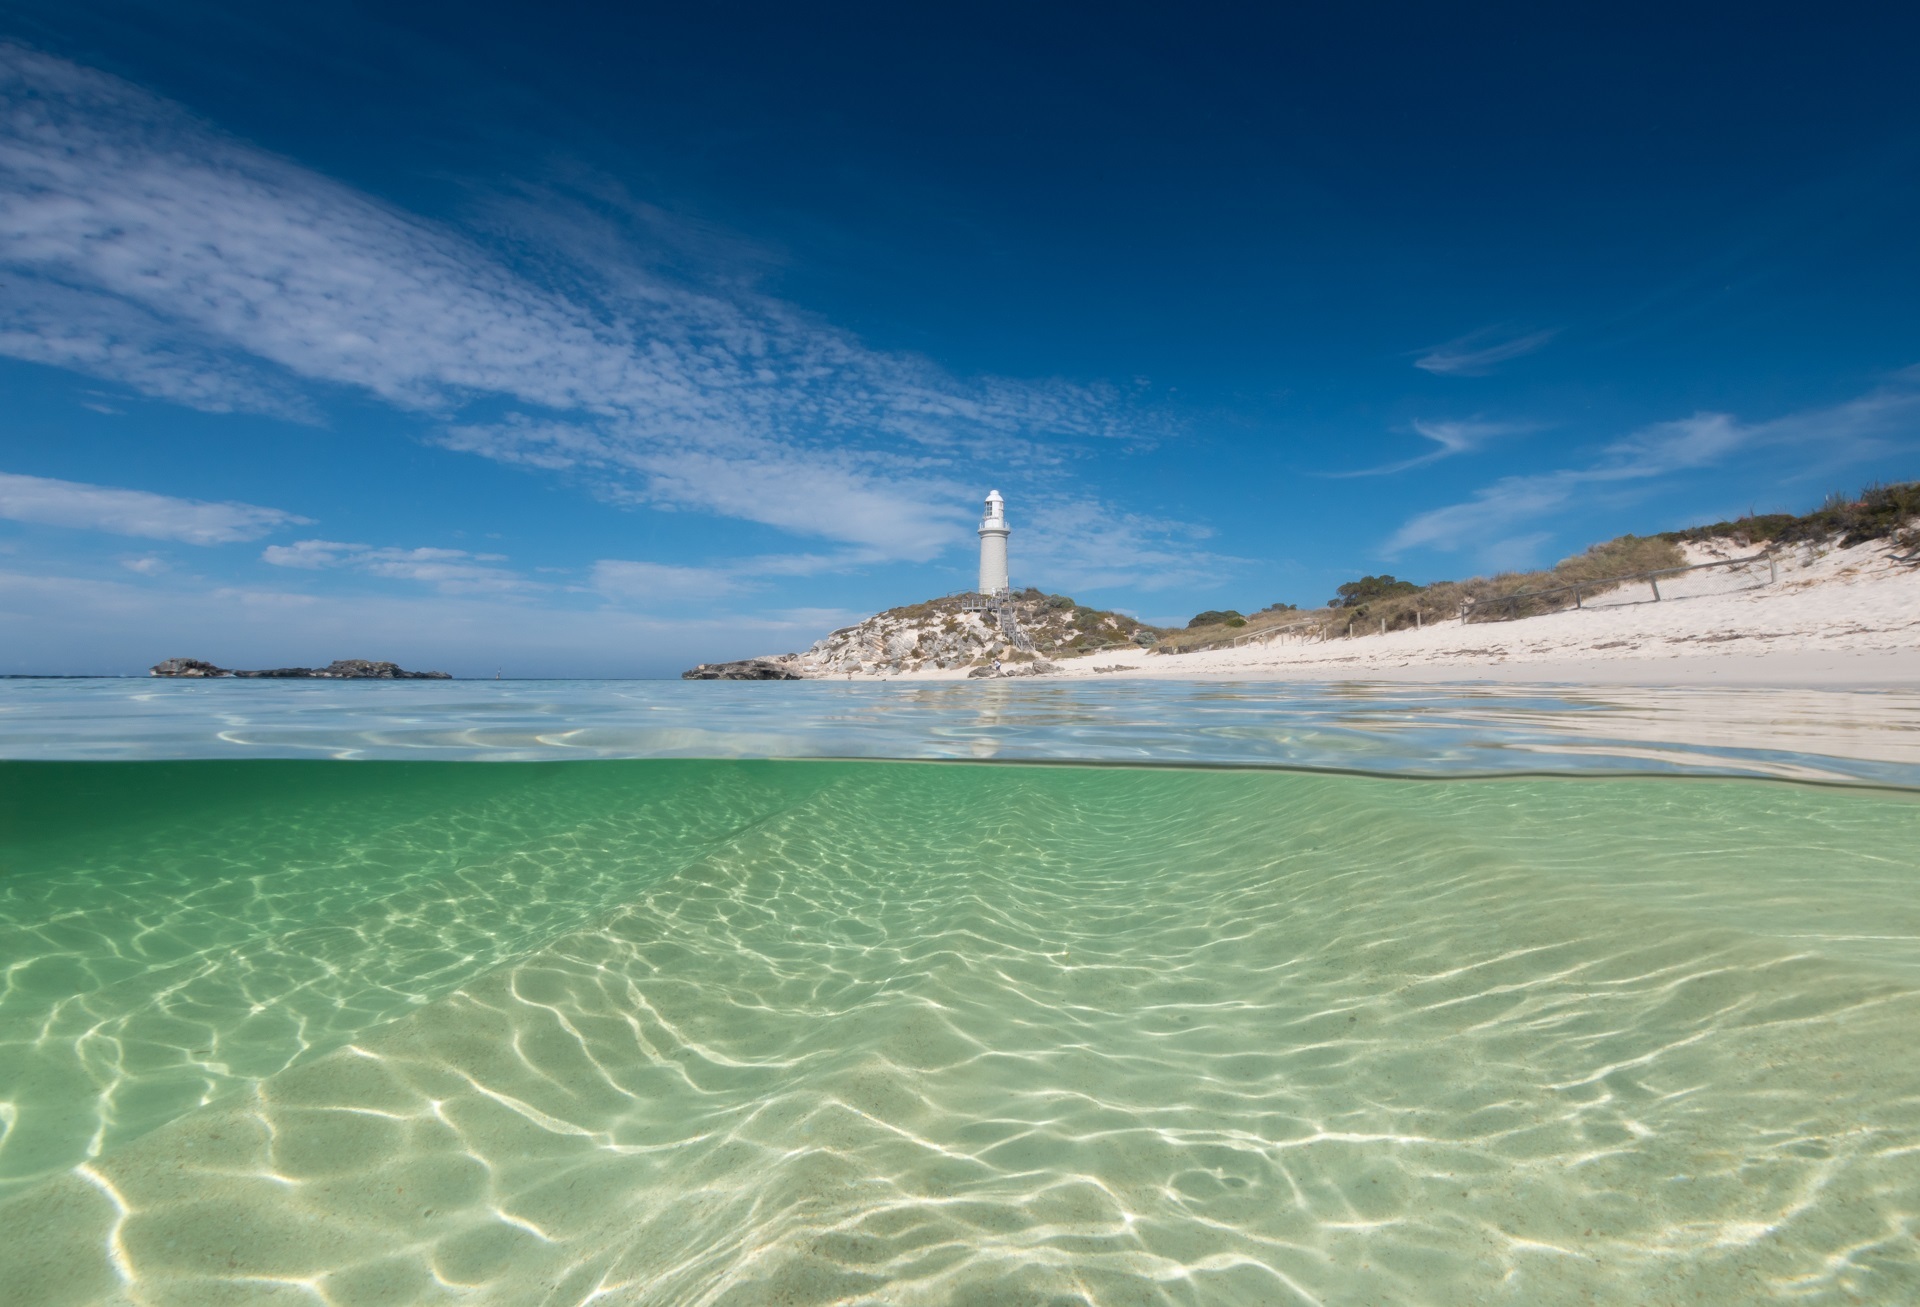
[6,677,1920,784]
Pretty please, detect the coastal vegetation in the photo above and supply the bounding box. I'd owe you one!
[1659,479,1920,551]
[1328,575,1420,608]
[1156,479,1918,651]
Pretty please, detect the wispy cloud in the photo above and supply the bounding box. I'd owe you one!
[261,539,527,592]
[590,559,743,601]
[1016,496,1241,593]
[1324,418,1533,478]
[0,44,1161,561]
[0,471,308,543]
[1413,328,1557,377]
[589,546,896,609]
[1385,374,1920,558]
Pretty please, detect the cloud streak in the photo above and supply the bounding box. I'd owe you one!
[261,539,527,593]
[0,471,308,543]
[1324,418,1533,478]
[1414,328,1557,377]
[1015,496,1241,594]
[0,44,1160,562]
[1385,375,1920,557]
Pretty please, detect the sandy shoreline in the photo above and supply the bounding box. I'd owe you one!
[839,537,1919,688]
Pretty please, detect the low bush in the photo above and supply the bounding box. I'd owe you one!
[1662,480,1920,550]
[1187,609,1244,628]
[1329,575,1420,608]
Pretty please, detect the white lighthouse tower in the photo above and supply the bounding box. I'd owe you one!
[977,489,1010,595]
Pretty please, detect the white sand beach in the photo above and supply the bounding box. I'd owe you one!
[865,536,1920,687]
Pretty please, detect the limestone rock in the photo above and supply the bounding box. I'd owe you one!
[681,657,807,680]
[685,591,1156,680]
[232,660,451,679]
[149,658,230,677]
[151,658,450,679]
[966,659,1057,679]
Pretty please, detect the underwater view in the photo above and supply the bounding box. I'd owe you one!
[2,680,1919,1305]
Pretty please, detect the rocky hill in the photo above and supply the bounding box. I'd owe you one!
[685,590,1160,679]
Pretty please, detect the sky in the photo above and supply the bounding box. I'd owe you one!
[1,2,1917,676]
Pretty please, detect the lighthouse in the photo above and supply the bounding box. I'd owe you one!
[977,489,1010,595]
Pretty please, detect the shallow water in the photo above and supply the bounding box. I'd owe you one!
[3,758,1917,1305]
[6,676,1920,783]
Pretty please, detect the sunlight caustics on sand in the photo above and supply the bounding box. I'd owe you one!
[3,758,1917,1305]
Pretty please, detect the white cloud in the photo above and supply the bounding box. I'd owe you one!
[589,547,894,609]
[261,539,526,592]
[0,44,1160,560]
[1325,418,1534,478]
[590,559,741,601]
[1414,328,1557,377]
[1016,496,1240,594]
[119,553,168,574]
[0,470,308,543]
[1385,376,1920,556]
[0,272,317,419]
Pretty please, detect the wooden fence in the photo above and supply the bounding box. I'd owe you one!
[1461,552,1775,623]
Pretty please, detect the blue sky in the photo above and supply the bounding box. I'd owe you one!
[2,2,1917,676]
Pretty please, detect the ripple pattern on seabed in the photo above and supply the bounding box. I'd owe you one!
[3,761,1918,1305]
[0,761,837,1194]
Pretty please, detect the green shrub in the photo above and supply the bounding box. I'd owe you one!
[1660,481,1920,549]
[1187,609,1244,628]
[1329,575,1420,608]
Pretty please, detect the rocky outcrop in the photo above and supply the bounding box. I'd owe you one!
[966,659,1058,678]
[681,657,807,681]
[150,658,451,679]
[149,658,230,677]
[796,602,1003,677]
[681,591,1158,680]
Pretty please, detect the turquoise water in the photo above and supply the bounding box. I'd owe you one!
[1,681,1918,1304]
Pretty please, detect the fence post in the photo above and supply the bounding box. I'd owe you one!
[1768,554,1777,585]
[1573,585,1582,609]
[1651,576,1662,601]
[1415,609,1422,629]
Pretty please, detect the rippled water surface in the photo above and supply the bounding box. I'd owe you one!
[6,675,1920,783]
[3,755,1918,1305]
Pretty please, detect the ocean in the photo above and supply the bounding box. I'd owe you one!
[1,678,1916,1305]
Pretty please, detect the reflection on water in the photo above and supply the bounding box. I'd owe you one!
[3,760,1918,1304]
[4,676,1920,784]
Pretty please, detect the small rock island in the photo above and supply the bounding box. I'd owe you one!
[150,658,452,679]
